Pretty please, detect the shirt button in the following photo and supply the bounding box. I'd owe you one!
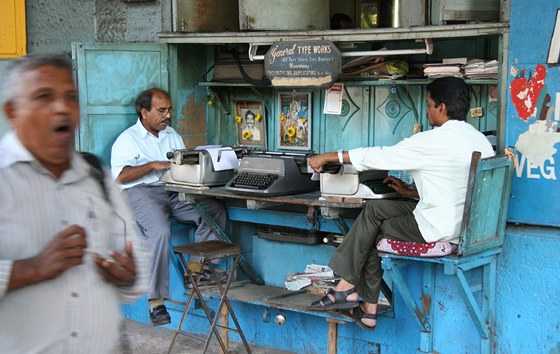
[71,292,79,297]
[71,332,78,337]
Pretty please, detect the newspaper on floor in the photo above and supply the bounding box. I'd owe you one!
[285,264,339,291]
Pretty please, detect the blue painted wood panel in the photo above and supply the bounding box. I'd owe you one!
[505,2,560,227]
[73,42,168,165]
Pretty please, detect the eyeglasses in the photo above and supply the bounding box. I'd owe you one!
[153,107,175,117]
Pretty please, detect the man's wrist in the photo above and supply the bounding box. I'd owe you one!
[337,150,344,164]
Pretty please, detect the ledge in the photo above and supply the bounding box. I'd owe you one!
[159,23,509,45]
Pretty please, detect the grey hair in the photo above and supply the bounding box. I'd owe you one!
[2,53,72,104]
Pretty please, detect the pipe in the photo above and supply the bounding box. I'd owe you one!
[248,39,433,61]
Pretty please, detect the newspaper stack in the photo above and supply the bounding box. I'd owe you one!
[285,264,339,291]
[422,63,463,79]
[463,59,498,79]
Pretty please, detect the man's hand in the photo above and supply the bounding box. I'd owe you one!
[116,161,170,184]
[94,241,136,287]
[151,161,170,171]
[7,225,87,292]
[383,176,419,198]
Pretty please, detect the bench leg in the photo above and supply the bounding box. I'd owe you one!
[327,318,345,354]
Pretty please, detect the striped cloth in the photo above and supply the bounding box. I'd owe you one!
[0,131,150,354]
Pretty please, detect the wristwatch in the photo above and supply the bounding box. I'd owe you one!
[337,149,344,164]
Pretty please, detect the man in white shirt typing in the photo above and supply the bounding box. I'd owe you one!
[111,88,227,326]
[306,77,495,331]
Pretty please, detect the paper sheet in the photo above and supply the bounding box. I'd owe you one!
[195,145,239,171]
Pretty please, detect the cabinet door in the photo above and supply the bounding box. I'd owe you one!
[72,42,168,165]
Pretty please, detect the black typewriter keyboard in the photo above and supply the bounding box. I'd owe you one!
[366,179,395,195]
[232,173,278,190]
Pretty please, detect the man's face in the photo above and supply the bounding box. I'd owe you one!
[141,92,172,136]
[426,92,446,127]
[246,114,255,128]
[4,65,79,175]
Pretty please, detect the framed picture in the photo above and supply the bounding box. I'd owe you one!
[277,92,312,150]
[234,101,266,148]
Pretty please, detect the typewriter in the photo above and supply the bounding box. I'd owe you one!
[225,151,319,196]
[164,146,244,187]
[320,163,400,199]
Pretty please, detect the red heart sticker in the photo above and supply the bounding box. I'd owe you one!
[510,64,546,121]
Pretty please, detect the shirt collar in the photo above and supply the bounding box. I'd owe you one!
[0,130,90,181]
[0,131,34,169]
[134,117,174,139]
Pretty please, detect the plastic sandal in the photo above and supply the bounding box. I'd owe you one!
[339,306,377,331]
[307,287,359,311]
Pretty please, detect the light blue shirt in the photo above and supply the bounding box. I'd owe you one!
[111,118,185,189]
[0,131,150,353]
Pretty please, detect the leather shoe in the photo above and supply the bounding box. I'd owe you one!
[150,305,171,326]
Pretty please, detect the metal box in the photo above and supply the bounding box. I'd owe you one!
[173,0,239,32]
[430,0,500,25]
[239,0,329,31]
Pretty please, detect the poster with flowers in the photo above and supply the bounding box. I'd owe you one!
[234,101,266,148]
[277,92,311,150]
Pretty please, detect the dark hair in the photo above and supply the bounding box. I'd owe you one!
[134,88,170,117]
[330,13,353,30]
[245,110,255,120]
[426,77,470,121]
[2,53,72,103]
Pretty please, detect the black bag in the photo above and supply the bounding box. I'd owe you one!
[203,50,270,87]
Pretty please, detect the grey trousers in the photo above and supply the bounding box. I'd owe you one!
[329,198,424,303]
[124,185,227,300]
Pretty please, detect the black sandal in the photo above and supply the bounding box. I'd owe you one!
[307,287,359,311]
[339,306,377,331]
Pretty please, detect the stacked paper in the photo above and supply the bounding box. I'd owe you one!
[423,63,463,79]
[463,59,498,79]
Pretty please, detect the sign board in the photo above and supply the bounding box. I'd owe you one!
[264,40,341,88]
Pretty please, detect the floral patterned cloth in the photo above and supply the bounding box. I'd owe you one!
[376,238,458,257]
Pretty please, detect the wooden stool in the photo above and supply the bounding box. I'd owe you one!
[167,240,251,354]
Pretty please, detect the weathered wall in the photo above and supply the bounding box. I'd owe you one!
[0,0,168,135]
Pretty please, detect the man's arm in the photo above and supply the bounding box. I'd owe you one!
[6,225,87,293]
[308,151,347,172]
[115,161,170,184]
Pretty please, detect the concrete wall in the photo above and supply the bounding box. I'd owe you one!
[0,0,169,136]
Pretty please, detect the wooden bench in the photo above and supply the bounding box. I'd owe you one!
[378,151,514,354]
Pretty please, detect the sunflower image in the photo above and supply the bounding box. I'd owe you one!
[242,130,252,140]
[286,126,296,137]
[255,113,262,122]
[236,115,242,123]
[300,117,307,124]
[279,113,286,121]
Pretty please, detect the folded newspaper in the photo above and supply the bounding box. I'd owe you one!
[285,264,339,291]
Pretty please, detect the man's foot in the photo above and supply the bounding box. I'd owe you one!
[340,304,377,331]
[307,287,359,311]
[149,305,171,326]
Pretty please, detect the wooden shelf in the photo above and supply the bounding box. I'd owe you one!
[159,23,508,45]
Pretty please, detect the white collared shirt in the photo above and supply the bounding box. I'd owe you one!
[348,120,495,243]
[111,118,185,189]
[0,131,150,354]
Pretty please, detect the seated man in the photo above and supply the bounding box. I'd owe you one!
[306,77,495,330]
[111,88,227,326]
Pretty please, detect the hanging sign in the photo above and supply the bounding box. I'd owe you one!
[264,40,341,88]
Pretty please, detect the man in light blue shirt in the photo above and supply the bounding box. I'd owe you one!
[111,88,227,326]
[0,53,150,353]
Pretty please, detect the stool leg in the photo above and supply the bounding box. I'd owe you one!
[202,254,252,353]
